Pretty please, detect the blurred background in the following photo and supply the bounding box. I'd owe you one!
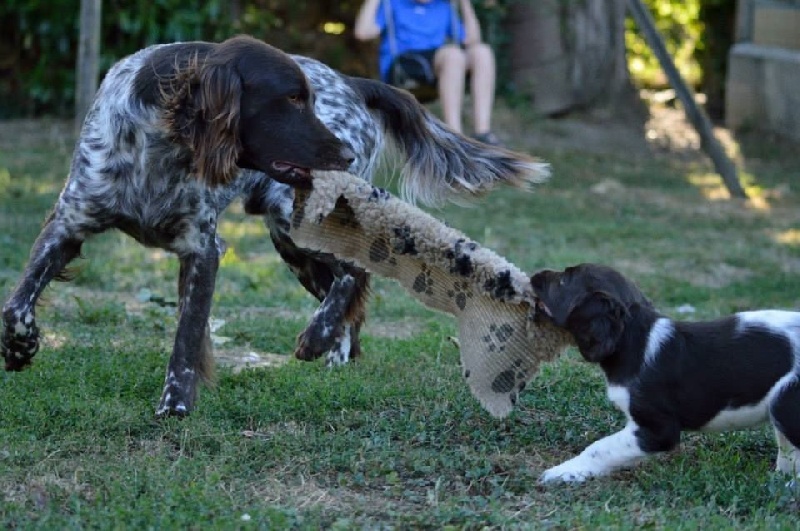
[2,0,798,142]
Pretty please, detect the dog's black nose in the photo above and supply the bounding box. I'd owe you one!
[340,146,356,166]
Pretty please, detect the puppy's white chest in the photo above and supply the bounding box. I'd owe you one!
[607,385,632,419]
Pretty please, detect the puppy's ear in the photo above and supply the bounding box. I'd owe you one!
[164,53,242,187]
[566,291,627,363]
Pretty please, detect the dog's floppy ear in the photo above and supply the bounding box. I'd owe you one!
[566,291,627,363]
[163,53,242,187]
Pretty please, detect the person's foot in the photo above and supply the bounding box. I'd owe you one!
[473,131,502,147]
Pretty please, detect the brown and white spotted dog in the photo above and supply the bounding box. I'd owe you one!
[2,36,354,417]
[2,35,545,416]
[250,56,548,368]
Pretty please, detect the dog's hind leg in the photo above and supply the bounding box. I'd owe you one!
[2,213,84,371]
[155,235,220,417]
[770,375,800,476]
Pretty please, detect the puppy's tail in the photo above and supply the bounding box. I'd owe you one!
[346,76,550,205]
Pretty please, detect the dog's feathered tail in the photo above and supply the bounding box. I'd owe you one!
[346,76,550,206]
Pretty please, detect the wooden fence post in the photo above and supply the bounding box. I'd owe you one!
[75,0,102,132]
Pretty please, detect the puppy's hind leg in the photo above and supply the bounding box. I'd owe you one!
[770,376,800,476]
[2,212,84,371]
[773,430,800,478]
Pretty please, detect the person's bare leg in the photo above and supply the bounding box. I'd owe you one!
[434,44,467,133]
[466,43,496,136]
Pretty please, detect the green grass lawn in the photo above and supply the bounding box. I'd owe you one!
[1,118,800,528]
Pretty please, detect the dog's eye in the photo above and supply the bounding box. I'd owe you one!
[287,94,304,106]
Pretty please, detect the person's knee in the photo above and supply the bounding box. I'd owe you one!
[467,43,495,70]
[435,45,467,73]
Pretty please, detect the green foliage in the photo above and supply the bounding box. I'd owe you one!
[1,0,735,118]
[626,0,704,87]
[0,0,368,117]
[1,0,80,116]
[73,297,127,326]
[626,0,737,115]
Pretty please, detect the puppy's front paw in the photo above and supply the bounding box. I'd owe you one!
[539,460,596,484]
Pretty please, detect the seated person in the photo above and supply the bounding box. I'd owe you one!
[355,0,501,145]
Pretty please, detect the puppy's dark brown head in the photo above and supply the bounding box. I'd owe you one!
[530,263,651,362]
[139,35,354,187]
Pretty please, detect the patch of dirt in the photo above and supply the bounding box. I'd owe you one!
[494,91,726,161]
[215,349,290,373]
[367,318,423,339]
[586,167,800,226]
[247,475,431,520]
[2,473,95,506]
[220,306,308,322]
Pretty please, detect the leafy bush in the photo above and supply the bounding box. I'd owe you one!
[626,0,736,116]
[0,0,734,118]
[0,0,368,117]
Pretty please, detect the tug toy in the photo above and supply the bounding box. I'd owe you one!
[289,171,572,418]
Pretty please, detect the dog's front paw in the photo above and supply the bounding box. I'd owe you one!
[324,326,359,367]
[294,326,337,361]
[295,275,356,362]
[2,319,40,371]
[539,460,598,484]
[154,369,198,418]
[155,391,193,418]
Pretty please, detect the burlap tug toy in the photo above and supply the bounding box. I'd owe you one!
[289,170,573,418]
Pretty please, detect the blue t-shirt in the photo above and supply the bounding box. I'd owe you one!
[375,0,465,82]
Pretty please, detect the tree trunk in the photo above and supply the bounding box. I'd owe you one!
[507,0,632,115]
[75,0,102,131]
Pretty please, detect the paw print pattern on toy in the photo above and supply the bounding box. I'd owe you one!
[367,186,392,203]
[369,236,389,263]
[483,323,515,353]
[391,225,418,256]
[413,263,435,296]
[447,280,473,311]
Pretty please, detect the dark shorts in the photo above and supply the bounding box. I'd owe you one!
[387,48,438,86]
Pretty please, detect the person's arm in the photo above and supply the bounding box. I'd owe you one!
[354,0,383,41]
[458,0,483,46]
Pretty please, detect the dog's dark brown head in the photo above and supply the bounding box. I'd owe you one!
[530,263,652,362]
[137,35,354,187]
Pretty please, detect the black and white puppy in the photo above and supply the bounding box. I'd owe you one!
[530,263,800,482]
